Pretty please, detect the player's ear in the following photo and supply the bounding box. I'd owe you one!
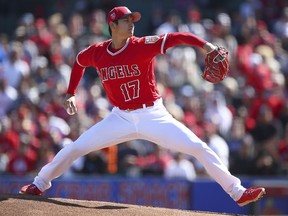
[111,23,115,31]
[108,20,119,36]
[109,21,118,31]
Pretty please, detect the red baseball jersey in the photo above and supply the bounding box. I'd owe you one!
[67,32,206,109]
[76,35,167,109]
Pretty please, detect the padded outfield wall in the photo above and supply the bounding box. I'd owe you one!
[1,176,288,215]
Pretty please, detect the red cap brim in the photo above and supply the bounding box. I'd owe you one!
[131,12,141,22]
[118,12,141,22]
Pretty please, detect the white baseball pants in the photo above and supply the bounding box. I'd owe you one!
[33,98,245,201]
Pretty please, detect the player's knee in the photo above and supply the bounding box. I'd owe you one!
[192,141,211,154]
[64,142,88,157]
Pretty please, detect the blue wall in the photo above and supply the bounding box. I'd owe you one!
[1,176,287,215]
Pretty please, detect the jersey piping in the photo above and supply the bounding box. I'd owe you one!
[106,38,130,56]
[161,34,168,54]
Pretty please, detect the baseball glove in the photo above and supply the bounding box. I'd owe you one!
[202,46,229,83]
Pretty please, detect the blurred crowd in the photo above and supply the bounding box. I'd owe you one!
[1,0,288,180]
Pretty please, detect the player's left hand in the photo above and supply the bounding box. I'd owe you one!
[64,94,77,115]
[202,46,229,83]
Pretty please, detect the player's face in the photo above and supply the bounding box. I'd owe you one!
[116,16,135,38]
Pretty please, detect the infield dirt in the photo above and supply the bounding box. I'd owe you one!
[0,194,245,216]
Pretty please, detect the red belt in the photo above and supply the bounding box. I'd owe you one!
[118,102,155,111]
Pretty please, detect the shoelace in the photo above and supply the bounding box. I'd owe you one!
[245,190,253,196]
[29,185,36,190]
[245,188,259,197]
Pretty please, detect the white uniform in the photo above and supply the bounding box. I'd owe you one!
[33,98,245,201]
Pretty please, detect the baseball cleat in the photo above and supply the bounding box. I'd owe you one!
[236,187,265,206]
[19,184,42,195]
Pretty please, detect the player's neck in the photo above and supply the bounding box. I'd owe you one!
[111,36,129,49]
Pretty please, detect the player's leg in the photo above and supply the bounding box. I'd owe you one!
[151,119,265,206]
[24,110,137,193]
[136,107,245,201]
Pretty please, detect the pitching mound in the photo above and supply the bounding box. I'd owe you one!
[0,194,242,216]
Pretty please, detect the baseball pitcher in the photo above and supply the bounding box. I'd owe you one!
[20,6,265,207]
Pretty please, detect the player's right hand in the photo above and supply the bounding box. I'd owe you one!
[64,94,78,115]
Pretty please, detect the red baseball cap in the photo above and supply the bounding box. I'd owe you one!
[107,6,141,24]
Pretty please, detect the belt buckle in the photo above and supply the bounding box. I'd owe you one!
[126,108,134,112]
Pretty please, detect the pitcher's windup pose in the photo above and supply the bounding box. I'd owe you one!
[20,6,265,207]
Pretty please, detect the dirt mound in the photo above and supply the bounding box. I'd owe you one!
[0,194,242,216]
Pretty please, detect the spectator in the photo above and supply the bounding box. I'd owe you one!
[193,121,230,176]
[250,104,283,146]
[204,91,233,138]
[117,141,142,177]
[14,25,39,71]
[2,41,30,88]
[184,7,206,39]
[29,18,54,57]
[6,133,38,176]
[147,4,165,35]
[68,13,86,40]
[252,147,282,176]
[0,117,19,157]
[164,152,197,181]
[273,7,288,39]
[80,150,107,175]
[136,145,172,176]
[230,134,255,175]
[0,77,18,117]
[227,117,247,156]
[212,12,238,63]
[0,33,9,63]
[155,10,183,35]
[250,105,283,176]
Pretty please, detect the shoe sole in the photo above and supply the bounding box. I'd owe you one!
[19,190,42,195]
[238,188,266,207]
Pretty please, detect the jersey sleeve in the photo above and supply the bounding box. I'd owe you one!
[65,45,96,95]
[76,45,96,67]
[164,32,207,50]
[137,32,207,57]
[137,34,169,56]
[66,61,85,95]
[66,41,110,95]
